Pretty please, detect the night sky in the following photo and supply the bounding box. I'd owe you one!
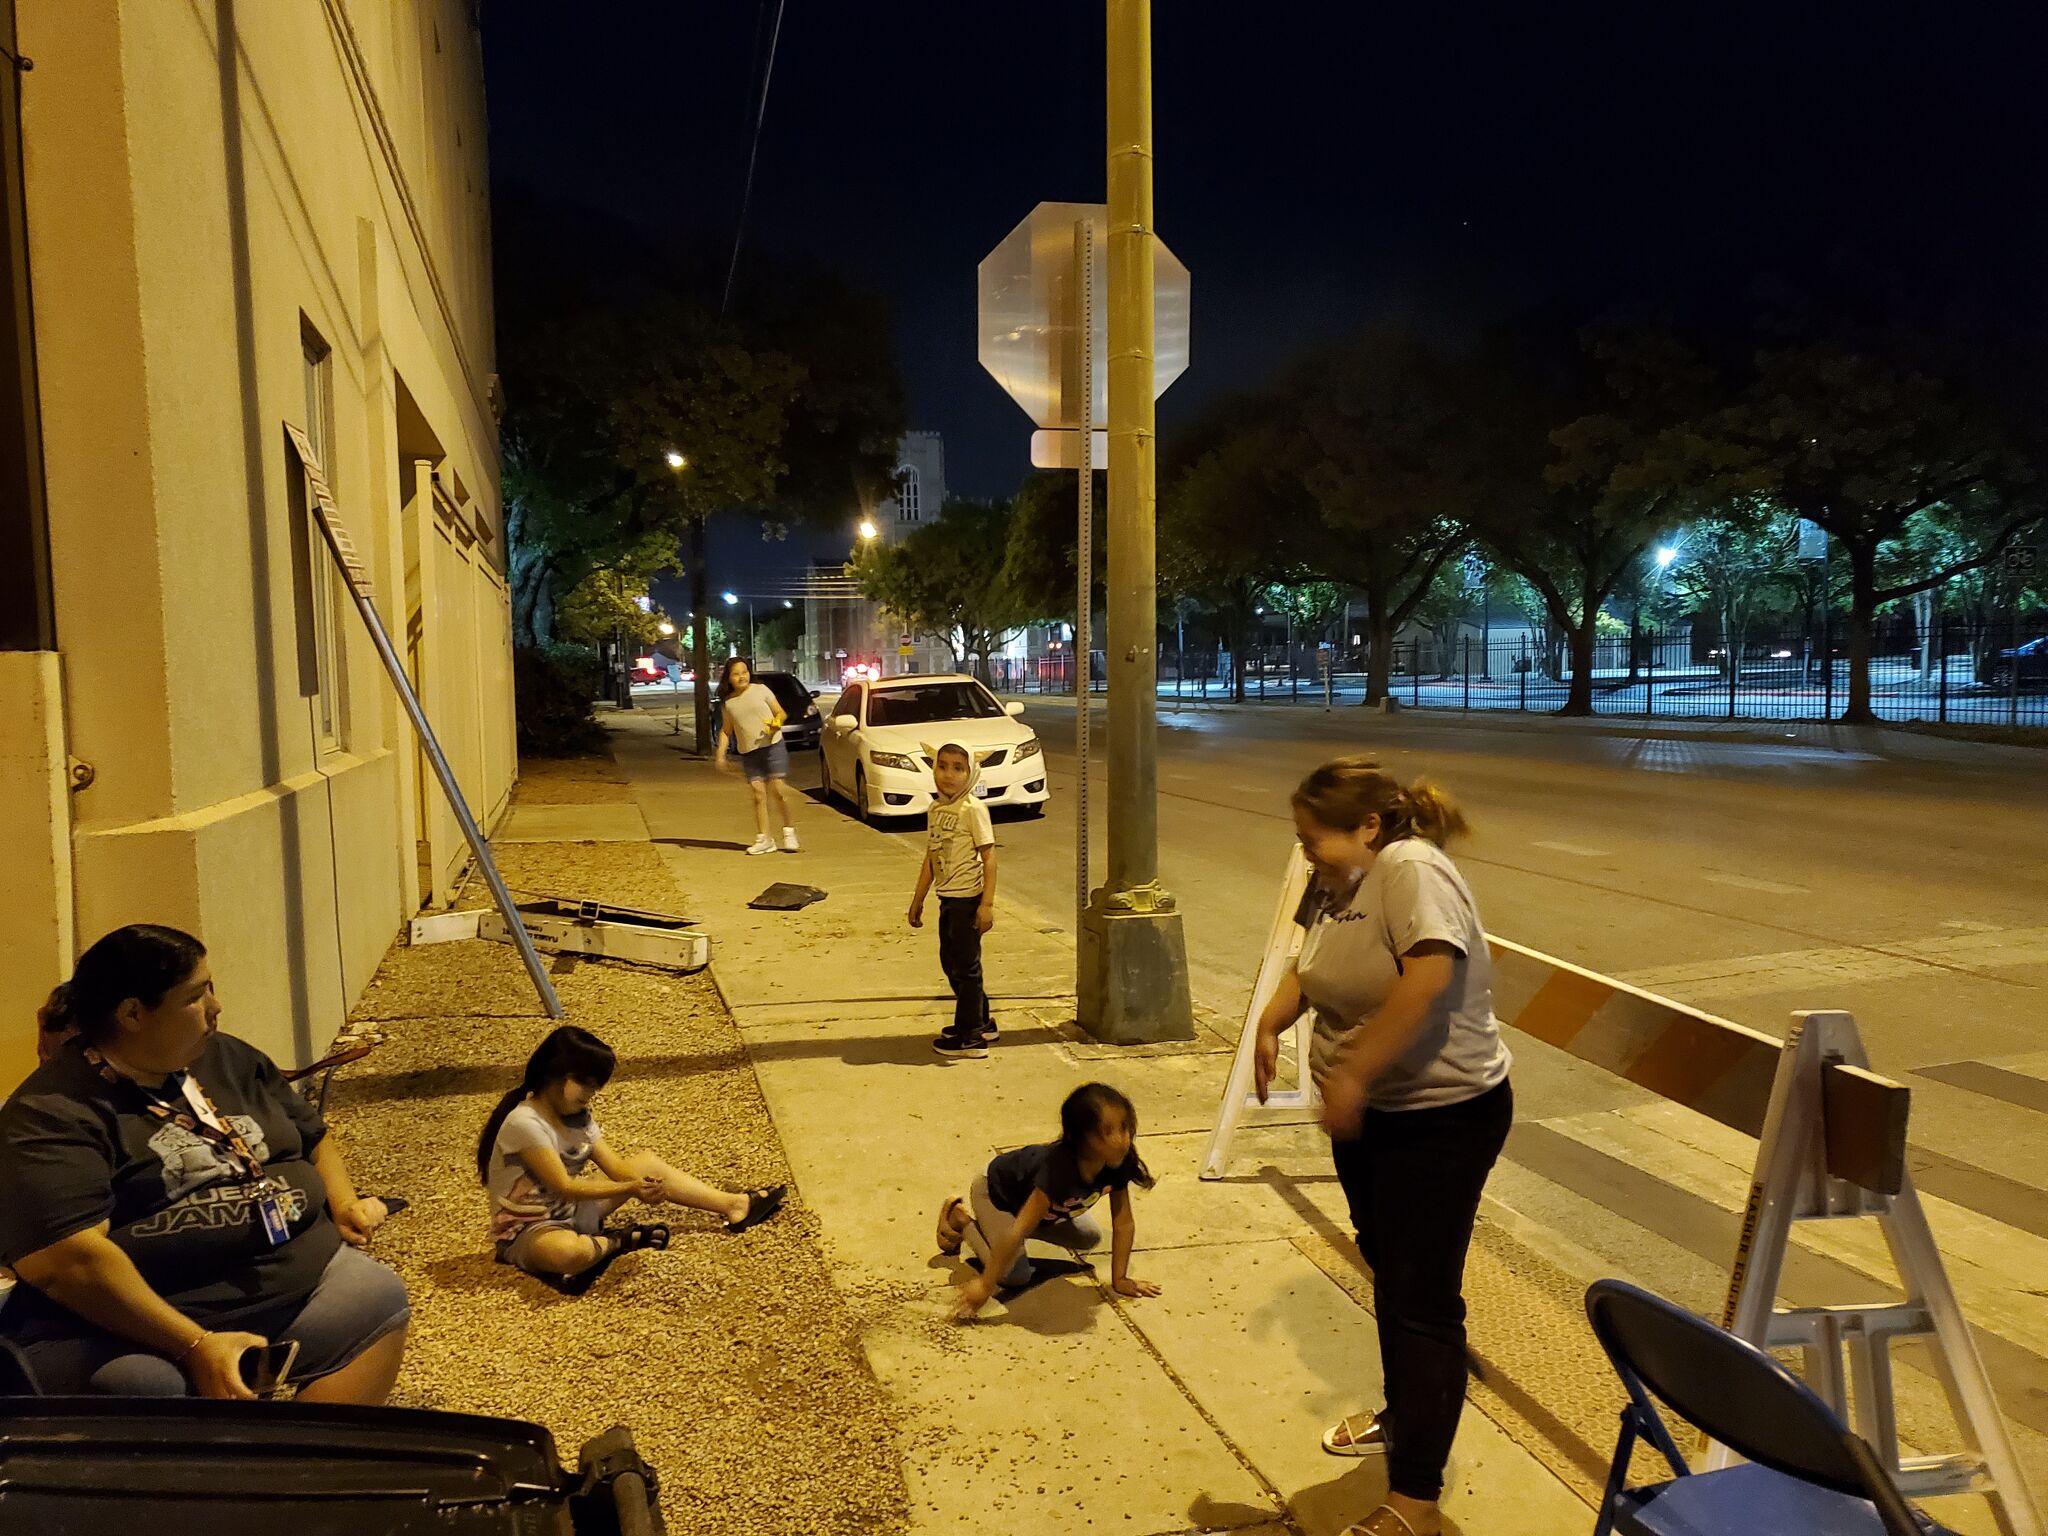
[483,2,2042,585]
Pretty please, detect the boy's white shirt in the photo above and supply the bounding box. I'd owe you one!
[925,745,995,898]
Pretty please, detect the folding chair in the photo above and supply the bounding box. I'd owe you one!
[1586,1278,1952,1536]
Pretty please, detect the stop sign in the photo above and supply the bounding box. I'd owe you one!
[977,201,1190,431]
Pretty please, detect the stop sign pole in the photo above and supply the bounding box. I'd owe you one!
[1082,0,1193,1043]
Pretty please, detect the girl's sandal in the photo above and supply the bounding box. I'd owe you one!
[935,1196,966,1255]
[1341,1507,1426,1536]
[727,1185,787,1233]
[543,1225,669,1298]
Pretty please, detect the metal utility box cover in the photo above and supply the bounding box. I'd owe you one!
[978,200,1189,430]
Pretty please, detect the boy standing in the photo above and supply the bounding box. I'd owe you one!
[909,743,997,1058]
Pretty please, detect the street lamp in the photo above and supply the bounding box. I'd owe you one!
[665,450,688,470]
[857,518,878,542]
[724,590,755,658]
[656,621,674,637]
[1656,546,1677,569]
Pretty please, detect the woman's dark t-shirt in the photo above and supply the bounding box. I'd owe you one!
[984,1140,1141,1220]
[0,1033,341,1344]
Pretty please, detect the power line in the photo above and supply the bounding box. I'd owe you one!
[721,0,786,315]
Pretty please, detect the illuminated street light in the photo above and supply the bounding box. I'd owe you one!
[665,450,687,470]
[722,591,738,606]
[782,599,793,609]
[1656,546,1677,568]
[657,621,675,636]
[857,518,878,541]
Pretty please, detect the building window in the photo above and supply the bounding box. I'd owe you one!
[896,464,920,523]
[300,320,346,753]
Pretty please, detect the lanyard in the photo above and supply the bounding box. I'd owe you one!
[84,1046,271,1187]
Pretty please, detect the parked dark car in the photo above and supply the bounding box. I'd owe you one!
[711,668,824,750]
[1977,636,2047,690]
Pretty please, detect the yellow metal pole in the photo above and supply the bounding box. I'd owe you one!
[1106,0,1157,890]
[1080,0,1192,1041]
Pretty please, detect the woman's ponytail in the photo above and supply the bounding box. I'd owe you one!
[1398,779,1469,848]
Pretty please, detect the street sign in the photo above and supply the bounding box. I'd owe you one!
[2004,545,2037,576]
[978,201,1189,430]
[1030,428,1108,470]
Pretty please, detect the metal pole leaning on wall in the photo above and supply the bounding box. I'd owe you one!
[1074,215,1095,944]
[287,424,564,1020]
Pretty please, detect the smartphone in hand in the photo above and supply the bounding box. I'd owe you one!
[239,1339,300,1397]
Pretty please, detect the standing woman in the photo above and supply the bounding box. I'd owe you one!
[715,658,799,856]
[1253,757,1511,1536]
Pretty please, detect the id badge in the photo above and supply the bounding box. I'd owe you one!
[256,1186,291,1246]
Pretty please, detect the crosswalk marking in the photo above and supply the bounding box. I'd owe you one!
[1618,926,2048,1001]
[1532,839,1610,857]
[1701,871,1809,896]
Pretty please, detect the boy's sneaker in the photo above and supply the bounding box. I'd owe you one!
[932,1029,987,1060]
[745,834,776,856]
[780,826,800,852]
[979,1015,999,1043]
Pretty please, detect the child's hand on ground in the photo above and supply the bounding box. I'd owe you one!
[907,904,923,928]
[1112,1275,1161,1300]
[974,902,994,934]
[952,1275,994,1321]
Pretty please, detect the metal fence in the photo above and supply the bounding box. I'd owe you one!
[992,618,2048,728]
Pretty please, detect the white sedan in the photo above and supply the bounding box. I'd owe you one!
[819,674,1050,821]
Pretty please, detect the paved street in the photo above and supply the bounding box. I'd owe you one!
[781,694,2048,1530]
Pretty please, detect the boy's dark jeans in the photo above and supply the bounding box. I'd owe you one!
[1329,1077,1513,1503]
[937,895,991,1036]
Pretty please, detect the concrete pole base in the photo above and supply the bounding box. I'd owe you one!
[1077,895,1195,1044]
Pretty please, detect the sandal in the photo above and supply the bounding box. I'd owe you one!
[1341,1507,1424,1536]
[935,1196,966,1255]
[726,1185,787,1233]
[542,1224,669,1297]
[1322,1412,1390,1457]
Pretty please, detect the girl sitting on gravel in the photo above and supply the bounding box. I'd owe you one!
[938,1082,1161,1319]
[477,1026,786,1294]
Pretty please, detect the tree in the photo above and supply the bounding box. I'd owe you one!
[851,499,1032,682]
[1726,345,2042,721]
[1158,422,1298,701]
[1277,330,1478,704]
[1407,559,1477,679]
[552,530,682,647]
[1666,504,1800,679]
[1475,328,1737,714]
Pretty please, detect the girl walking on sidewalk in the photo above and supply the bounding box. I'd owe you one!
[477,1027,785,1294]
[715,659,799,856]
[1253,757,1512,1536]
[907,743,997,1058]
[937,1082,1160,1319]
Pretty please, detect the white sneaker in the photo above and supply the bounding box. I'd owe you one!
[745,834,776,856]
[780,826,800,853]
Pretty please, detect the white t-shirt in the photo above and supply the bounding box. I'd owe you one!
[485,1100,603,1242]
[928,792,996,897]
[1296,838,1510,1111]
[723,683,783,754]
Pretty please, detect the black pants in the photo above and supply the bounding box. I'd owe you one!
[937,895,990,1036]
[1330,1077,1513,1503]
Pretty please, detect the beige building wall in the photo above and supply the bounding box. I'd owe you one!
[6,0,511,1085]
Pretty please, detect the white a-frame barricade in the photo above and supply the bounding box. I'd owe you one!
[284,423,564,1019]
[1202,848,2039,1534]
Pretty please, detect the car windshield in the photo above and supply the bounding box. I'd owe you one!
[865,681,1004,728]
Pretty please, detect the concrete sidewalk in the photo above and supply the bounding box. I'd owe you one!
[600,711,1590,1536]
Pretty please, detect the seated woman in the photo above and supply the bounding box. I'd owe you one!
[0,925,409,1402]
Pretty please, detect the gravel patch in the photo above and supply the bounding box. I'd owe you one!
[321,777,909,1534]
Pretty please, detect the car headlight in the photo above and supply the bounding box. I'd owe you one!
[869,750,918,771]
[1015,737,1042,761]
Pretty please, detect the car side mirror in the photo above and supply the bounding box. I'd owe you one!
[832,714,857,733]
[1004,701,1025,717]
[808,688,821,700]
